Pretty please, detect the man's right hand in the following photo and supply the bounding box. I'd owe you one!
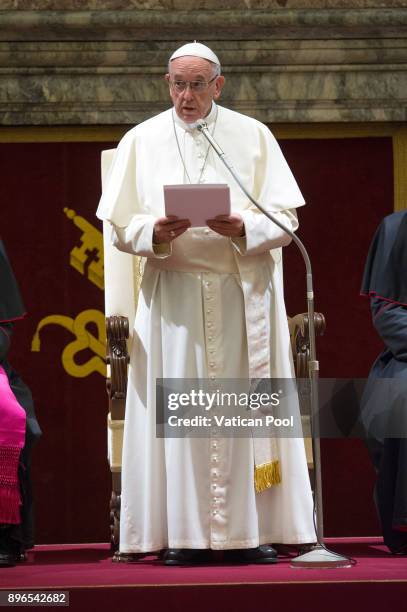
[153,216,191,244]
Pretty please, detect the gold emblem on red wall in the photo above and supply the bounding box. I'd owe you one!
[31,209,106,378]
[64,207,104,290]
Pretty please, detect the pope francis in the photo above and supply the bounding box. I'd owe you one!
[97,42,315,565]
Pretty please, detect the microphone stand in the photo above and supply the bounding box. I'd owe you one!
[197,119,351,568]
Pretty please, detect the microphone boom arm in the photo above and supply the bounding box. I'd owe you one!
[197,121,314,303]
[197,119,351,568]
[197,120,316,361]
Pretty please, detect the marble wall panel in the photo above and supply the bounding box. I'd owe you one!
[1,1,407,9]
[0,6,406,124]
[1,9,407,41]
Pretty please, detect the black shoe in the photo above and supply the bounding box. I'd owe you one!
[389,544,407,555]
[0,526,23,568]
[0,551,18,567]
[162,548,211,566]
[225,544,278,564]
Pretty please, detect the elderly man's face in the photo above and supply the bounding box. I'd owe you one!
[166,56,225,123]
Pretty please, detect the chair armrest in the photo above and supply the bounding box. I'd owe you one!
[288,312,326,470]
[106,315,129,421]
[288,312,326,379]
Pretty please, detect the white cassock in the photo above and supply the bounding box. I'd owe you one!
[97,102,316,553]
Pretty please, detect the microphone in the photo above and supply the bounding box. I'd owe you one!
[196,119,207,130]
[196,120,226,158]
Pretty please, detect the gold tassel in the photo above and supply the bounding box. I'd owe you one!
[254,461,282,493]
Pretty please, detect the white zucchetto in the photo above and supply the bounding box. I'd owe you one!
[169,42,220,66]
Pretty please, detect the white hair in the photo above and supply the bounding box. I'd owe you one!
[168,58,221,78]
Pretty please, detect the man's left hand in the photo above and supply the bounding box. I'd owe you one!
[206,213,245,237]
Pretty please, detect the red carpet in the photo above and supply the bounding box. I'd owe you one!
[1,538,406,611]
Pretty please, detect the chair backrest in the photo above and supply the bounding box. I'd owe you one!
[101,149,138,343]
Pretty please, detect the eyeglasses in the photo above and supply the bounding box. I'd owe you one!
[169,75,218,93]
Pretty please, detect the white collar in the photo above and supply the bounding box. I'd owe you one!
[172,102,218,132]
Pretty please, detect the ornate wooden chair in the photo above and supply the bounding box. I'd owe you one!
[101,149,140,554]
[101,149,326,556]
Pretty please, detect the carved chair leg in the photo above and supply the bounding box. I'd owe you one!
[109,490,120,553]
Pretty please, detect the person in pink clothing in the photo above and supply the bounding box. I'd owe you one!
[0,240,41,567]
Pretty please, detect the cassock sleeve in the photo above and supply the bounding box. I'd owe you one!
[371,298,407,362]
[97,128,172,259]
[97,129,139,228]
[231,122,303,256]
[111,219,172,259]
[231,208,298,256]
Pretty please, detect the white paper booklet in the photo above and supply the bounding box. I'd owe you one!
[164,184,231,227]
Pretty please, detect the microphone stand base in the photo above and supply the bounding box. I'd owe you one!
[290,545,353,569]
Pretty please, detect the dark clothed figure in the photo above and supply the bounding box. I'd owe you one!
[361,211,407,554]
[0,240,41,566]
